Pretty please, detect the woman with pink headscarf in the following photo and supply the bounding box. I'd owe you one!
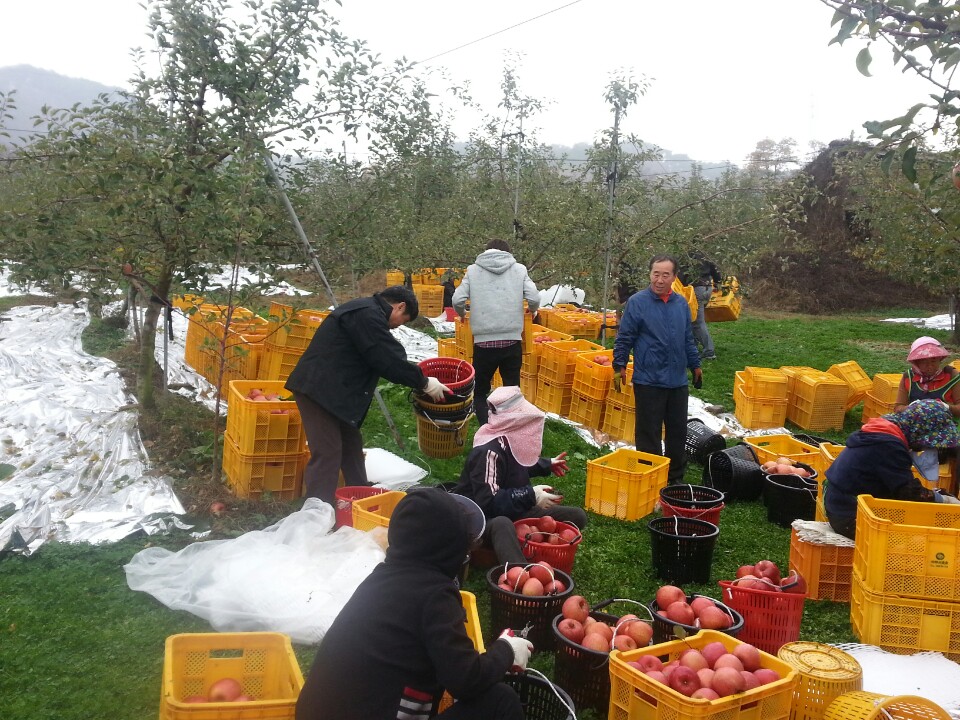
[894,336,960,417]
[451,386,588,565]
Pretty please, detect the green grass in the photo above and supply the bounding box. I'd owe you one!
[0,303,951,719]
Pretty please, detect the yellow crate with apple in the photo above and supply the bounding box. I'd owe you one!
[225,380,305,456]
[608,629,797,720]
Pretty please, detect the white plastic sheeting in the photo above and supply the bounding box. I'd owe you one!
[124,499,386,645]
[0,303,187,555]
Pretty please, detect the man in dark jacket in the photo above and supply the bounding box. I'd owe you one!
[285,286,449,503]
[613,255,702,485]
[296,488,530,720]
[684,252,721,361]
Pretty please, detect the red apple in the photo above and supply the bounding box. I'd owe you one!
[711,666,745,697]
[754,668,781,685]
[696,667,715,689]
[690,596,715,616]
[655,584,686,610]
[612,634,638,651]
[679,649,708,672]
[544,579,566,594]
[616,613,639,628]
[636,655,663,673]
[557,617,585,644]
[701,641,728,668]
[515,523,534,538]
[539,515,557,533]
[665,601,696,626]
[713,654,744,673]
[662,660,679,680]
[668,666,701,697]
[780,570,808,595]
[586,622,613,643]
[645,670,668,685]
[753,559,781,584]
[506,566,529,590]
[735,575,765,590]
[692,687,721,700]
[560,595,590,625]
[623,620,653,647]
[733,643,761,672]
[581,633,609,653]
[522,577,544,596]
[208,677,243,702]
[527,561,554,585]
[547,534,564,545]
[735,564,756,578]
[740,671,760,691]
[697,605,732,630]
[560,528,579,543]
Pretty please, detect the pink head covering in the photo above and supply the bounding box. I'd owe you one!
[907,336,950,363]
[472,386,545,467]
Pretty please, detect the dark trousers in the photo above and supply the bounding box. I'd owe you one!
[633,383,688,485]
[472,342,523,425]
[828,515,856,540]
[436,681,523,719]
[293,392,368,505]
[486,506,589,565]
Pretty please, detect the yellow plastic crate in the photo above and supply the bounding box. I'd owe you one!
[160,632,303,720]
[436,591,486,714]
[184,304,254,371]
[670,277,698,322]
[538,339,604,385]
[911,456,956,493]
[816,493,827,522]
[385,269,405,285]
[519,369,537,403]
[257,342,305,382]
[201,331,267,393]
[172,293,205,311]
[861,391,896,422]
[600,398,636,443]
[412,283,444,317]
[705,290,742,322]
[586,448,669,521]
[454,315,473,358]
[777,642,862,720]
[224,380,305,455]
[269,309,329,351]
[815,442,847,478]
[871,373,904,404]
[787,372,849,431]
[530,328,573,364]
[567,390,605,430]
[828,361,872,411]
[851,570,960,660]
[734,385,788,429]
[779,366,821,396]
[437,337,458,358]
[742,367,789,399]
[551,310,603,339]
[221,437,307,501]
[824,690,952,720]
[744,434,819,466]
[352,490,406,531]
[607,629,797,720]
[571,349,614,401]
[520,310,535,354]
[534,377,573,417]
[609,361,635,408]
[854,495,960,602]
[789,528,854,602]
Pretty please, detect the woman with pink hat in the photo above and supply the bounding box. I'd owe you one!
[451,386,588,565]
[894,336,960,417]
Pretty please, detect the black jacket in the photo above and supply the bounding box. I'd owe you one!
[452,437,552,519]
[296,489,515,720]
[285,294,426,427]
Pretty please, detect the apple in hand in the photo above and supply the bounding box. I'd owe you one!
[667,666,701,697]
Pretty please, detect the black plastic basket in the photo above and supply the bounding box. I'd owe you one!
[702,443,764,501]
[792,432,832,448]
[761,462,818,507]
[647,593,745,644]
[503,672,576,720]
[659,484,725,510]
[684,419,727,465]
[551,599,647,715]
[764,473,818,527]
[647,516,719,584]
[487,565,574,651]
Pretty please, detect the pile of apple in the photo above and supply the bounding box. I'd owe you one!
[731,560,806,594]
[760,457,814,478]
[556,595,653,654]
[515,516,579,545]
[651,585,735,631]
[245,387,287,402]
[495,561,567,597]
[591,354,612,366]
[626,639,782,700]
[182,677,253,703]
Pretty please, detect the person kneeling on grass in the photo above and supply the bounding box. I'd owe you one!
[824,399,960,540]
[296,487,532,720]
[451,385,588,565]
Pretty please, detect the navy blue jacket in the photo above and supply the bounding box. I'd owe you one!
[613,287,700,388]
[452,437,552,520]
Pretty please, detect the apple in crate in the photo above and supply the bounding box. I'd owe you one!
[667,666,701,697]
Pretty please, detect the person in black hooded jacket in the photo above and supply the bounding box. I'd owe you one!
[295,488,531,720]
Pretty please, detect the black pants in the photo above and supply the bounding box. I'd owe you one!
[293,392,367,505]
[472,342,523,425]
[436,681,523,719]
[486,506,589,565]
[827,515,856,540]
[633,383,688,485]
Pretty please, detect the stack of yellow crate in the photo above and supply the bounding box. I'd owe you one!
[705,275,743,322]
[786,370,849,431]
[733,367,788,429]
[850,495,960,660]
[535,339,603,416]
[184,304,272,393]
[568,349,613,430]
[411,283,445,317]
[861,373,901,421]
[258,308,330,382]
[520,326,571,402]
[601,361,635,442]
[828,360,872,411]
[222,380,308,500]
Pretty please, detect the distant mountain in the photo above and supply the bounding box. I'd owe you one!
[0,65,122,143]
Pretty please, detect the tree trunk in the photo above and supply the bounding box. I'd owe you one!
[136,270,173,411]
[952,289,960,345]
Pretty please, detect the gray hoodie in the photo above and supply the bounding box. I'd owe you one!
[452,249,540,343]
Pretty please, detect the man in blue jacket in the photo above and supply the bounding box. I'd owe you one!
[613,255,702,485]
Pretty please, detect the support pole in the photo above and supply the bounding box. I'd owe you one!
[600,105,621,344]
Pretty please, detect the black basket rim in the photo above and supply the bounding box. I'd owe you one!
[647,516,719,539]
[486,564,575,599]
[550,613,613,665]
[764,474,819,492]
[503,671,576,720]
[647,594,745,635]
[659,483,725,508]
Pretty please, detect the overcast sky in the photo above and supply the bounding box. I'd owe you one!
[1,0,937,165]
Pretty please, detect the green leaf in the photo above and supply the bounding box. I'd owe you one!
[856,47,873,77]
[0,464,14,481]
[830,16,859,46]
[902,146,918,183]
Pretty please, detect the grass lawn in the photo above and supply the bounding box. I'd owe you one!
[0,303,951,719]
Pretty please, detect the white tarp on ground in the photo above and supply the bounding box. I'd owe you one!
[884,313,953,331]
[0,303,187,555]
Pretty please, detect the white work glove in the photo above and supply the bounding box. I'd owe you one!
[533,485,562,509]
[499,632,534,671]
[938,493,960,505]
[421,377,451,402]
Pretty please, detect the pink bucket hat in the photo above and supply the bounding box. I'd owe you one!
[907,336,950,363]
[472,386,545,467]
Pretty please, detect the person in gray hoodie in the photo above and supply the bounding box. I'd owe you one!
[453,239,540,425]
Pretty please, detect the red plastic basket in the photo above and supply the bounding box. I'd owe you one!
[417,357,475,391]
[514,520,582,574]
[334,486,386,528]
[718,580,805,655]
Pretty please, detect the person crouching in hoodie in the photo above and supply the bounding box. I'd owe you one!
[296,488,532,720]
